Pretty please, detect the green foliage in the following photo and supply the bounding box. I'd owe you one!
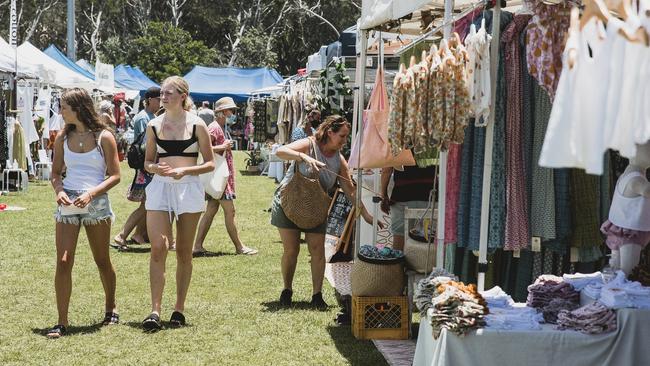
[125,21,217,82]
[235,28,278,68]
[244,149,264,167]
[316,58,353,117]
[98,36,128,65]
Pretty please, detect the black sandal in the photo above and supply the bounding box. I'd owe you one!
[169,311,186,327]
[142,313,162,332]
[102,312,119,325]
[46,324,67,339]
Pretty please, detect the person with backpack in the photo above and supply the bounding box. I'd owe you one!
[113,87,160,250]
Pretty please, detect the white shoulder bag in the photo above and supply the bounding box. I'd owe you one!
[199,153,229,199]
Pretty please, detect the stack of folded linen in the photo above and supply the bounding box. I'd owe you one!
[414,269,458,317]
[600,271,650,309]
[427,278,488,339]
[527,275,580,324]
[480,286,515,309]
[556,301,617,334]
[483,304,544,331]
[562,272,603,291]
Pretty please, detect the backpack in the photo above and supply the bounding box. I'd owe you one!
[127,131,146,169]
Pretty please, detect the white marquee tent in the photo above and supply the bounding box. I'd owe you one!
[17,42,97,90]
[0,37,40,79]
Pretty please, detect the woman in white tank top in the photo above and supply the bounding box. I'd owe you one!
[47,88,122,338]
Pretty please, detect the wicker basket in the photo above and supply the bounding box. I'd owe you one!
[352,296,409,340]
[403,237,437,273]
[351,257,405,296]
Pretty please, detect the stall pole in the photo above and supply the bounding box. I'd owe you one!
[434,0,455,269]
[354,29,368,259]
[371,34,385,246]
[477,0,502,292]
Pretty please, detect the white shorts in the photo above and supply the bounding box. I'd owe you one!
[145,175,205,220]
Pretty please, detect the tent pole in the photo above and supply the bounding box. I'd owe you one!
[354,29,368,260]
[435,0,455,270]
[372,33,385,246]
[478,0,502,292]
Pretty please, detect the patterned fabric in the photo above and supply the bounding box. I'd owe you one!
[208,122,236,199]
[126,169,153,202]
[503,14,533,251]
[454,7,485,41]
[456,119,476,249]
[467,124,486,251]
[252,100,267,142]
[445,143,462,244]
[525,0,571,100]
[388,70,409,156]
[0,99,7,170]
[450,45,470,144]
[410,61,430,156]
[530,83,556,240]
[570,169,602,250]
[545,169,571,253]
[487,47,507,249]
[290,127,315,143]
[465,23,492,125]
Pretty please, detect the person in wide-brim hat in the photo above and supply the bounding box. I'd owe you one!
[192,97,257,257]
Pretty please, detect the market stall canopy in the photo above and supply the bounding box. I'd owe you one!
[43,45,95,80]
[0,37,41,79]
[17,42,97,89]
[183,66,283,103]
[76,59,95,74]
[360,0,480,32]
[113,64,159,94]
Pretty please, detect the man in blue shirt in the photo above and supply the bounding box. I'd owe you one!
[113,87,161,250]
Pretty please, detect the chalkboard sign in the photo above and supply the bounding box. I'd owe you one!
[325,189,355,256]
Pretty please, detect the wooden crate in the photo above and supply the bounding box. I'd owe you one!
[352,296,409,340]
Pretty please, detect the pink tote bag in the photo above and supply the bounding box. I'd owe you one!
[349,67,415,169]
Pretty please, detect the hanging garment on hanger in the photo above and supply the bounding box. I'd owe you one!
[350,67,415,169]
[464,22,492,125]
[12,121,27,171]
[525,0,571,100]
[16,85,38,144]
[503,14,533,251]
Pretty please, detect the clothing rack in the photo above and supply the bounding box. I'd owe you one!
[394,0,488,57]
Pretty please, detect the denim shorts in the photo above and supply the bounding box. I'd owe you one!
[54,189,114,226]
[389,200,431,236]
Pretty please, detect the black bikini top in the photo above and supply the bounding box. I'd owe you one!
[152,124,199,158]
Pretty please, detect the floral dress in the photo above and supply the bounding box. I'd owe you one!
[208,122,236,199]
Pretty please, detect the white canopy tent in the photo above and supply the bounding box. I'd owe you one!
[355,0,507,291]
[0,37,41,79]
[17,42,97,90]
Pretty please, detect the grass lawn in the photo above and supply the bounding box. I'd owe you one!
[0,151,388,366]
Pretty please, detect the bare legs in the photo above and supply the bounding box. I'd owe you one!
[147,211,200,315]
[193,199,255,254]
[115,202,147,245]
[54,220,116,326]
[279,229,325,295]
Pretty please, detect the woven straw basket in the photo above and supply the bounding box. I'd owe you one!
[404,238,436,273]
[351,257,405,296]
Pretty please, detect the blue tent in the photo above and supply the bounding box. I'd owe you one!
[183,66,283,103]
[43,45,95,80]
[113,64,159,92]
[76,59,95,74]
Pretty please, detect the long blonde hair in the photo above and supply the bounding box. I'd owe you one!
[162,76,193,111]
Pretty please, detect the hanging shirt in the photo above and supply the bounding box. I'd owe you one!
[464,22,492,125]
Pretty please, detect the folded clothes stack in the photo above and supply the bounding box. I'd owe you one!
[480,286,515,309]
[562,272,603,291]
[556,302,617,334]
[415,269,458,317]
[480,286,543,331]
[527,275,580,324]
[426,278,488,339]
[484,304,544,331]
[600,271,650,309]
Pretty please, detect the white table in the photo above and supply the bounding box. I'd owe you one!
[413,308,650,366]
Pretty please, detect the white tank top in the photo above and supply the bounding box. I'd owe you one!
[63,130,107,190]
[608,171,650,231]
